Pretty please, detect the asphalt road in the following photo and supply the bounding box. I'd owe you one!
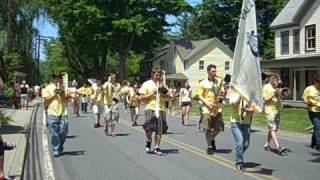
[50,106,320,180]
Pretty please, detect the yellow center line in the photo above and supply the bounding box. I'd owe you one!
[120,120,279,180]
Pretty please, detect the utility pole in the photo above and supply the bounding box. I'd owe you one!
[35,35,54,84]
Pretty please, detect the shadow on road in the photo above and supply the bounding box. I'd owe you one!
[309,152,320,163]
[66,135,78,139]
[62,150,86,156]
[215,149,232,154]
[161,149,179,155]
[250,129,261,133]
[165,132,183,135]
[244,162,274,176]
[115,133,130,136]
[0,125,25,134]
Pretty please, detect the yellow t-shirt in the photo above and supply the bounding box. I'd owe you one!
[42,83,67,116]
[128,88,140,107]
[263,83,281,115]
[196,78,223,114]
[91,84,104,105]
[229,90,252,124]
[68,87,79,99]
[139,79,166,111]
[302,85,320,112]
[103,82,121,105]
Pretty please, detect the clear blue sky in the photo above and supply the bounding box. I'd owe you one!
[34,0,202,59]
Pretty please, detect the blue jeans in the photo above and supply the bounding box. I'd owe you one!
[231,122,251,165]
[48,115,68,153]
[308,112,320,146]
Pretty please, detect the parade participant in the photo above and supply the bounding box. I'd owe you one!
[139,67,169,155]
[263,74,289,155]
[166,83,175,116]
[79,82,91,113]
[302,75,320,151]
[42,72,70,157]
[20,80,29,110]
[106,96,120,137]
[69,81,80,118]
[179,81,192,126]
[127,82,140,126]
[196,64,224,155]
[103,73,121,136]
[193,79,204,132]
[91,79,104,128]
[229,90,253,171]
[120,81,131,113]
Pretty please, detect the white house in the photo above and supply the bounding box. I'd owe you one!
[261,0,320,102]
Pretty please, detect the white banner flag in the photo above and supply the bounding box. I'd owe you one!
[231,0,263,112]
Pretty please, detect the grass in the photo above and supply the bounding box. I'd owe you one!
[0,112,11,125]
[173,101,311,133]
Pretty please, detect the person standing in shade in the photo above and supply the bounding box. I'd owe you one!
[69,82,80,118]
[42,73,70,157]
[229,90,254,171]
[179,81,192,126]
[166,82,175,116]
[91,79,104,128]
[127,82,140,126]
[20,80,29,110]
[120,81,131,113]
[302,75,320,151]
[79,82,91,113]
[196,64,224,155]
[138,68,169,155]
[103,73,121,136]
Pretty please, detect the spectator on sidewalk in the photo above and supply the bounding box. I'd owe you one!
[20,80,29,110]
[42,73,70,157]
[0,77,16,180]
[34,85,40,98]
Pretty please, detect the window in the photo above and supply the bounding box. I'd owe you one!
[305,25,316,51]
[184,60,189,70]
[199,60,204,70]
[293,30,300,54]
[280,31,289,55]
[225,61,230,71]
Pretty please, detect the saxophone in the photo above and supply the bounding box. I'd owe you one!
[210,76,224,117]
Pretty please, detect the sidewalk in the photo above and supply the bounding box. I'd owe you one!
[0,99,40,180]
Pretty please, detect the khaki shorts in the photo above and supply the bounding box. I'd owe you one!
[266,114,280,131]
[202,113,224,133]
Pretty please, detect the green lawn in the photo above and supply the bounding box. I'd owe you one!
[174,101,312,133]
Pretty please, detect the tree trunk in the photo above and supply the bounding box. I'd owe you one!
[118,51,126,82]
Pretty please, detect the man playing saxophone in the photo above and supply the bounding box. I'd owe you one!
[196,64,224,155]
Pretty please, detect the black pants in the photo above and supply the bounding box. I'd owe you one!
[81,103,88,113]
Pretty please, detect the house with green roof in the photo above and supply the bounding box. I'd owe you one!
[139,38,233,89]
[261,0,320,102]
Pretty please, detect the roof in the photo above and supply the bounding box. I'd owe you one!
[166,73,188,80]
[270,0,315,28]
[175,38,233,61]
[260,55,320,68]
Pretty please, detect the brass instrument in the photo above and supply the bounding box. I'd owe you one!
[155,70,168,118]
[210,76,224,117]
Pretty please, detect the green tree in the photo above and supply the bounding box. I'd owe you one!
[42,39,78,82]
[182,0,289,59]
[45,0,191,81]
